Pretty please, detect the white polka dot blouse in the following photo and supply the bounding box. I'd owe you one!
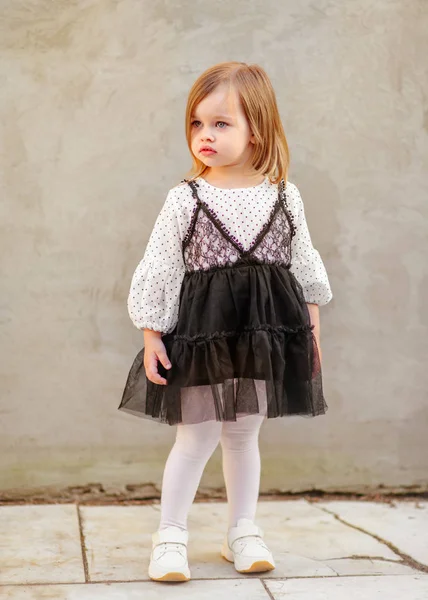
[128,177,333,333]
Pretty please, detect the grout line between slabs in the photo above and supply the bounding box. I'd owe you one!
[76,505,90,583]
[4,573,427,588]
[261,577,276,599]
[312,503,428,574]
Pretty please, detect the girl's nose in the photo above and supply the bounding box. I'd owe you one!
[200,128,214,141]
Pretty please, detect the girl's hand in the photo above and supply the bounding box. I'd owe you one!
[143,329,172,385]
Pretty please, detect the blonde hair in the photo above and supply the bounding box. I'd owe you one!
[184,61,290,185]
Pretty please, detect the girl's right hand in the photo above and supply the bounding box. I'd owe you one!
[143,329,172,385]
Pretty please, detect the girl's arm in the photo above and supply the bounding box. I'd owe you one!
[287,182,333,307]
[287,183,332,366]
[127,187,190,384]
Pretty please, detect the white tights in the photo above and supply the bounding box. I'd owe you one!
[159,414,265,531]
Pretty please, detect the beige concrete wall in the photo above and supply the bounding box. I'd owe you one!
[1,0,427,495]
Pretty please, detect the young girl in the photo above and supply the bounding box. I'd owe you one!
[119,61,333,582]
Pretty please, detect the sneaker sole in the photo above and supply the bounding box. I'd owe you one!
[149,571,190,582]
[236,560,275,573]
[221,547,275,573]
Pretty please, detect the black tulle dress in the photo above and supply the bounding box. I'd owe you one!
[118,178,327,425]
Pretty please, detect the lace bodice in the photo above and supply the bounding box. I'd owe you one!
[183,179,295,271]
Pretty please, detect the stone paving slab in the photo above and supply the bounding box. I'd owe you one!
[266,575,428,599]
[0,579,271,599]
[0,505,84,585]
[317,501,428,567]
[255,501,407,576]
[79,505,158,581]
[80,500,414,581]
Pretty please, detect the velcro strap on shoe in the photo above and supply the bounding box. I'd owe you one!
[228,523,262,546]
[155,528,188,546]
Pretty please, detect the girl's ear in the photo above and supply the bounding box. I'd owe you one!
[250,132,256,144]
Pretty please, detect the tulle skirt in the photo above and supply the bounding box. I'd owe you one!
[118,261,327,425]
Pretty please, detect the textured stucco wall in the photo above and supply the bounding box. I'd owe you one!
[1,0,427,495]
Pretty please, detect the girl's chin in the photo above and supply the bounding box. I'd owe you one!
[193,151,220,162]
[199,155,218,161]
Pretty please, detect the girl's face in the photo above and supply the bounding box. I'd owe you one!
[190,84,256,171]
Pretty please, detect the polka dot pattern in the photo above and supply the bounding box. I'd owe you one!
[127,178,333,332]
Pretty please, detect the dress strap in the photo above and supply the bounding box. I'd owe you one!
[181,178,202,204]
[181,179,203,251]
[278,178,296,239]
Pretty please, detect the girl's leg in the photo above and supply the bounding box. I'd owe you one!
[159,420,222,530]
[220,414,265,528]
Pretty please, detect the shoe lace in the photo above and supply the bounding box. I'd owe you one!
[234,534,268,551]
[158,542,185,554]
[249,535,267,546]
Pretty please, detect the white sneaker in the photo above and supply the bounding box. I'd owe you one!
[221,518,275,573]
[148,526,190,582]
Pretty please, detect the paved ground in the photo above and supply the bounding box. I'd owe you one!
[0,499,427,599]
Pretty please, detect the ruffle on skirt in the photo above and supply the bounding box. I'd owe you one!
[118,262,328,425]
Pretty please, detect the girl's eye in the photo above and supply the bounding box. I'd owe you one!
[191,121,228,128]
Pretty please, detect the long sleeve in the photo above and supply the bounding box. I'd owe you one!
[127,189,186,333]
[287,183,333,306]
